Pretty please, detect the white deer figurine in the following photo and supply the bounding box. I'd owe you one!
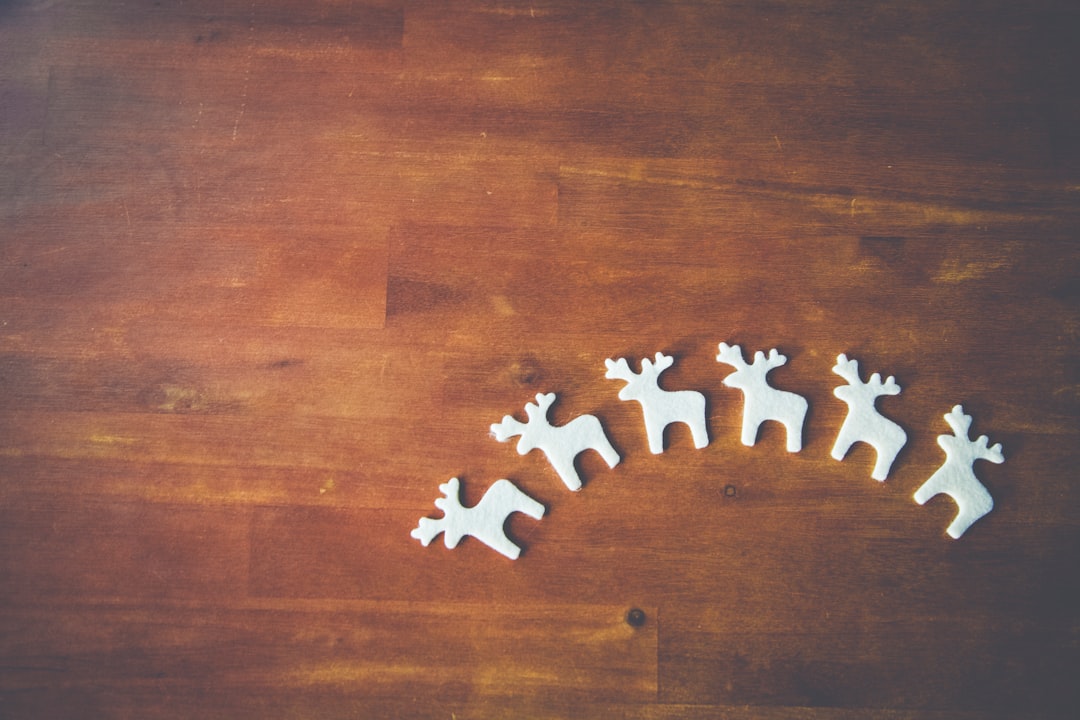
[716,342,808,452]
[831,353,908,481]
[491,392,619,492]
[604,352,709,454]
[914,405,1003,539]
[411,477,545,560]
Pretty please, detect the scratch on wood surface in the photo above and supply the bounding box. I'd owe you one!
[479,6,543,17]
[232,4,256,141]
[560,164,1051,226]
[491,294,515,316]
[156,385,209,413]
[89,434,136,445]
[285,661,433,685]
[933,256,1012,283]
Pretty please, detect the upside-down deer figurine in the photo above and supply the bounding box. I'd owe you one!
[411,477,545,560]
[491,392,620,492]
[914,405,1003,539]
[604,352,709,454]
[716,342,808,452]
[831,353,908,481]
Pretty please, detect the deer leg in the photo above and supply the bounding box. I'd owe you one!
[645,420,666,454]
[740,415,759,447]
[870,424,906,482]
[579,418,619,468]
[475,482,545,558]
[831,423,855,462]
[946,496,992,539]
[914,467,993,538]
[549,455,583,492]
[594,438,621,468]
[479,529,522,560]
[913,469,947,506]
[486,480,545,520]
[786,402,807,453]
[945,481,993,539]
[784,416,803,453]
[515,492,546,521]
[871,441,899,482]
[689,418,709,449]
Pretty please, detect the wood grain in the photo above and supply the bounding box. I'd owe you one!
[2,0,1078,717]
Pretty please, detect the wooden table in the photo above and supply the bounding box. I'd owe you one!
[2,1,1077,717]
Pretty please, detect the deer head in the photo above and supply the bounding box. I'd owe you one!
[833,353,901,397]
[716,341,747,369]
[718,343,790,390]
[492,393,559,453]
[411,478,465,548]
[605,353,671,399]
[716,342,750,387]
[604,357,639,400]
[944,405,1004,463]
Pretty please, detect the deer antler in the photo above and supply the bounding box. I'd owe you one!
[976,435,1005,463]
[527,392,557,421]
[411,478,463,547]
[943,405,975,439]
[604,357,635,381]
[653,352,674,372]
[490,415,527,442]
[716,342,747,369]
[834,354,901,396]
[832,353,862,384]
[759,348,787,369]
[867,372,901,396]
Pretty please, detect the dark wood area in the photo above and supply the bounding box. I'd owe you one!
[2,1,1078,717]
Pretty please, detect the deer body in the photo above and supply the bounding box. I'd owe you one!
[491,393,619,491]
[716,343,807,452]
[605,353,709,454]
[831,353,908,481]
[412,477,545,560]
[914,405,1003,539]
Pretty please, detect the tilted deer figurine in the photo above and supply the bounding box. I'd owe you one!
[411,477,545,560]
[604,352,708,454]
[491,392,620,492]
[716,342,808,452]
[831,353,908,481]
[914,405,1003,539]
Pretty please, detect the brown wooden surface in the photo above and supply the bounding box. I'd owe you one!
[2,1,1078,718]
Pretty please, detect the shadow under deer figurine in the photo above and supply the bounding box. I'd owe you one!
[491,392,620,492]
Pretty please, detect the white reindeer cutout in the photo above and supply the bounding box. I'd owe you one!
[831,353,908,481]
[716,342,808,452]
[914,405,1003,539]
[604,352,708,454]
[490,392,619,492]
[411,477,545,560]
